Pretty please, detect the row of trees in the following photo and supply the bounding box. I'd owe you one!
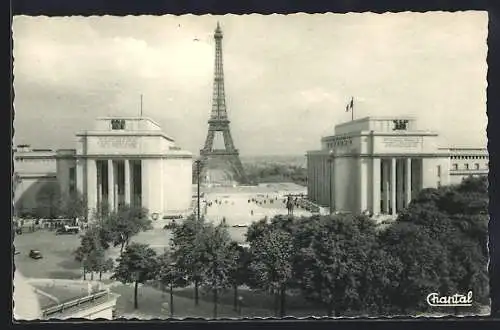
[245,163,307,186]
[15,183,87,220]
[110,217,246,316]
[73,204,152,281]
[74,176,489,318]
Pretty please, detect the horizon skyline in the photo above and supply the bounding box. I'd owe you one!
[12,111,489,156]
[13,13,488,156]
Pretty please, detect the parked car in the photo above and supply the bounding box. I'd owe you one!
[29,249,43,259]
[163,219,178,230]
[56,225,80,235]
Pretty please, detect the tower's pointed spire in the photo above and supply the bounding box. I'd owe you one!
[214,21,223,38]
[211,22,226,119]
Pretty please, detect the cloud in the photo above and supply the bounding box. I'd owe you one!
[12,12,488,155]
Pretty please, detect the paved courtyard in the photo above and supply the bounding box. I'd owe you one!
[14,227,245,280]
[203,185,311,228]
[14,230,174,279]
[14,230,83,279]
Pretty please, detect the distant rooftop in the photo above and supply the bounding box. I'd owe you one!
[14,145,57,154]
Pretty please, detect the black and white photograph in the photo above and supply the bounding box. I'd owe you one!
[12,12,489,320]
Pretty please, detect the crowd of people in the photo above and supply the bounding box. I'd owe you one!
[13,217,87,235]
[202,192,318,220]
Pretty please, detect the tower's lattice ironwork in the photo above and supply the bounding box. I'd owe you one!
[197,22,248,185]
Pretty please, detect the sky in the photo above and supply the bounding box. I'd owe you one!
[12,12,488,156]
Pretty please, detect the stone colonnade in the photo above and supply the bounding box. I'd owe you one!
[86,159,141,214]
[374,157,413,215]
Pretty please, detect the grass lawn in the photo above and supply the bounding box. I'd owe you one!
[111,283,322,319]
[173,287,321,318]
[110,283,270,319]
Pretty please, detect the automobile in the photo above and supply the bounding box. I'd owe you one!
[163,219,178,230]
[56,225,80,235]
[29,249,43,259]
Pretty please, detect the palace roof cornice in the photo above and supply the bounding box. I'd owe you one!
[76,131,175,142]
[74,153,193,160]
[306,150,452,158]
[321,131,439,141]
[335,116,417,127]
[96,116,162,127]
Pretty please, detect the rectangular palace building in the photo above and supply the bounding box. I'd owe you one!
[14,117,194,225]
[306,116,488,216]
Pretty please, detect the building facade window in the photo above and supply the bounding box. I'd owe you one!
[437,165,441,178]
[464,163,469,170]
[452,163,458,170]
[474,163,480,170]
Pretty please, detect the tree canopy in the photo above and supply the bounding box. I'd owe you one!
[112,242,158,309]
[103,205,152,254]
[380,175,489,313]
[295,214,379,316]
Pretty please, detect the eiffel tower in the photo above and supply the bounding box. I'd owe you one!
[198,22,248,185]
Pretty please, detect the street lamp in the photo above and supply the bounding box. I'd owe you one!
[327,149,335,215]
[194,159,202,222]
[238,295,243,316]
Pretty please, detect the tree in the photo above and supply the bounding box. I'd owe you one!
[295,214,378,316]
[98,258,115,281]
[199,223,238,318]
[74,227,104,280]
[35,183,61,218]
[380,222,454,314]
[85,243,107,281]
[357,247,403,315]
[112,243,158,309]
[103,204,152,254]
[171,215,206,306]
[249,228,294,317]
[93,199,111,222]
[394,176,489,311]
[228,242,252,311]
[59,192,86,220]
[245,218,269,243]
[157,251,188,318]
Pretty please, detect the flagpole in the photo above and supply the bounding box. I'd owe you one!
[140,94,143,117]
[351,97,354,121]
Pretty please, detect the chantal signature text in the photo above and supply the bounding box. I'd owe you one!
[426,291,473,307]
